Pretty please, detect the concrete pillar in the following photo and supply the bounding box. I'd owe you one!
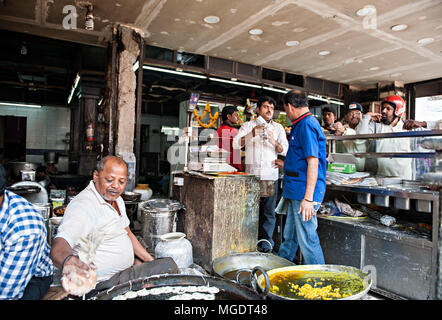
[114,25,143,191]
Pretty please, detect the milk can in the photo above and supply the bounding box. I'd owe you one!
[140,199,184,254]
[155,232,193,269]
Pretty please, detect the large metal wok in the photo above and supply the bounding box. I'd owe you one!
[251,264,372,300]
[212,240,295,285]
[90,274,264,300]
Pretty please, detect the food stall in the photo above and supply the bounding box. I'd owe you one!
[319,130,442,299]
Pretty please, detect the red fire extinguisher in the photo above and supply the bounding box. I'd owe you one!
[86,123,94,142]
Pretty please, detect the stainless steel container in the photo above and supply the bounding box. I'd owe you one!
[357,192,371,205]
[155,232,193,268]
[140,199,184,254]
[416,199,432,213]
[44,151,59,164]
[374,195,389,207]
[394,197,410,210]
[21,170,36,182]
[9,162,40,180]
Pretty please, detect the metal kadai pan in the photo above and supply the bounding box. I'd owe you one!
[211,240,295,286]
[251,264,372,300]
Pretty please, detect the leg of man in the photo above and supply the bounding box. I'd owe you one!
[277,199,299,261]
[292,203,325,264]
[94,257,179,292]
[20,275,53,300]
[258,180,278,252]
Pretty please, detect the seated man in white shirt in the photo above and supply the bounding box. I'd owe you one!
[50,156,178,295]
[233,96,288,252]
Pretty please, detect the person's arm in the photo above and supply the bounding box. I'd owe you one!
[125,227,154,262]
[267,129,284,154]
[298,156,318,222]
[357,114,376,134]
[50,237,90,271]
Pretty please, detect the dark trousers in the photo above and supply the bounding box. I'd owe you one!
[258,180,278,251]
[20,275,52,300]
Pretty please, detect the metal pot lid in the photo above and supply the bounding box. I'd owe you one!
[141,199,184,212]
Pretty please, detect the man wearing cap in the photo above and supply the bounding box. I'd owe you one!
[216,105,242,171]
[334,102,368,172]
[321,106,337,135]
[0,164,54,300]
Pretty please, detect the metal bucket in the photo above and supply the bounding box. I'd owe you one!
[140,199,184,254]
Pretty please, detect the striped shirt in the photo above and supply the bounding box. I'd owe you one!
[0,190,53,299]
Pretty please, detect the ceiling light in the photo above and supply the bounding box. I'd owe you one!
[417,38,434,45]
[249,28,263,35]
[285,41,300,47]
[318,50,330,56]
[263,86,288,94]
[203,16,220,24]
[143,65,207,79]
[209,77,261,89]
[391,73,402,77]
[391,24,408,31]
[0,102,42,108]
[369,66,380,71]
[356,5,376,17]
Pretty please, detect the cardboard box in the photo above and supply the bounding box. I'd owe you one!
[327,153,358,174]
[327,162,356,174]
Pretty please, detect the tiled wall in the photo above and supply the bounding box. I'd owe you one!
[0,105,70,163]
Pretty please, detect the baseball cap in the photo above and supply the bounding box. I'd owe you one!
[345,102,363,115]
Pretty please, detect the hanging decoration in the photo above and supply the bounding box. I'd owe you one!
[193,102,219,128]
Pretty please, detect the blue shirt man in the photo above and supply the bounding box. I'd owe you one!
[277,90,326,264]
[0,164,53,300]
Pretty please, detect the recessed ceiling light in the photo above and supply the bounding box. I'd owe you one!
[369,66,380,71]
[249,28,263,35]
[391,73,402,77]
[285,40,300,47]
[417,37,434,45]
[356,5,376,17]
[391,24,408,31]
[203,16,220,24]
[318,50,330,56]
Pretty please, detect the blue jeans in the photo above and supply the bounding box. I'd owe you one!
[278,199,325,264]
[258,180,279,251]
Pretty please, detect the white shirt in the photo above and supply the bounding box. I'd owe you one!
[56,181,134,281]
[358,115,412,180]
[233,119,288,181]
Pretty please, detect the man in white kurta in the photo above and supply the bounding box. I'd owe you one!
[232,96,288,252]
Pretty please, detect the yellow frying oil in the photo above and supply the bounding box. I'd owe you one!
[263,270,365,300]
